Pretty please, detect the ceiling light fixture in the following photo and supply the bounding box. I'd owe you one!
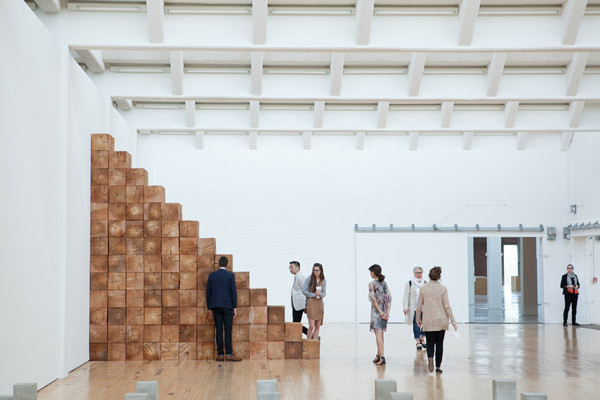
[136,103,185,110]
[165,5,251,15]
[67,2,146,12]
[196,103,250,110]
[260,104,314,111]
[585,5,600,15]
[424,67,487,75]
[268,6,355,16]
[343,68,408,75]
[454,104,505,111]
[504,67,566,75]
[584,67,600,74]
[325,104,377,111]
[518,103,569,110]
[389,104,441,111]
[184,67,251,74]
[263,68,329,75]
[373,6,458,16]
[478,6,561,16]
[110,65,169,73]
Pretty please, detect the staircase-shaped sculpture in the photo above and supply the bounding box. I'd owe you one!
[89,134,320,361]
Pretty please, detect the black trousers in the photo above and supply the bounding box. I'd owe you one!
[292,306,309,335]
[212,307,233,356]
[424,330,446,368]
[563,293,579,323]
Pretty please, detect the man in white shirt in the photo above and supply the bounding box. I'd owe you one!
[289,261,308,336]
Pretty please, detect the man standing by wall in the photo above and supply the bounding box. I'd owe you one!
[207,256,241,361]
[560,264,581,326]
[289,261,308,336]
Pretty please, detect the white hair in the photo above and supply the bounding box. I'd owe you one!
[413,266,423,273]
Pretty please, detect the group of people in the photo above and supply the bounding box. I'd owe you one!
[289,261,327,340]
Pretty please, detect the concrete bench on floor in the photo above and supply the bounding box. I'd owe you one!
[257,379,280,400]
[0,383,37,400]
[124,381,158,400]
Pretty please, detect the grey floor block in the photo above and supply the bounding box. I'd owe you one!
[0,396,14,399]
[375,379,397,400]
[390,393,414,400]
[13,383,37,400]
[257,380,278,395]
[493,379,517,400]
[257,394,280,400]
[520,394,547,400]
[125,394,149,400]
[136,381,158,400]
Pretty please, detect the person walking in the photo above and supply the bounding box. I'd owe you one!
[561,264,581,326]
[289,260,308,336]
[416,266,457,373]
[403,266,427,350]
[303,263,326,340]
[368,264,392,366]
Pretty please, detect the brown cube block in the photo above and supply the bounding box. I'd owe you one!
[162,289,180,307]
[143,255,161,272]
[250,307,267,324]
[250,342,267,360]
[302,339,320,359]
[126,238,143,255]
[126,203,144,221]
[162,325,179,343]
[144,203,162,220]
[267,324,285,342]
[161,220,179,238]
[109,151,131,169]
[108,272,126,290]
[285,341,303,359]
[91,220,108,238]
[126,168,148,186]
[180,221,199,238]
[90,308,107,325]
[267,306,285,325]
[268,342,285,360]
[126,185,144,203]
[144,186,165,203]
[233,307,250,325]
[144,326,162,342]
[108,220,126,238]
[232,342,250,359]
[162,272,180,289]
[161,255,179,272]
[214,254,233,271]
[234,272,250,289]
[237,289,250,307]
[197,342,215,360]
[126,308,144,325]
[179,238,198,255]
[126,326,144,343]
[126,273,144,290]
[198,255,215,272]
[144,289,161,307]
[250,289,267,306]
[91,168,109,186]
[144,308,162,325]
[179,324,196,342]
[108,290,125,307]
[198,325,216,342]
[285,323,302,342]
[108,255,126,272]
[90,343,108,361]
[108,307,126,325]
[199,238,216,255]
[92,150,109,168]
[161,343,179,360]
[90,326,107,343]
[91,202,108,221]
[143,343,161,360]
[144,220,161,237]
[180,307,197,324]
[126,289,144,307]
[143,238,161,255]
[162,307,179,325]
[179,342,196,360]
[91,186,109,203]
[126,255,144,272]
[91,255,108,273]
[91,237,108,256]
[162,238,179,255]
[144,273,161,289]
[109,186,126,203]
[197,308,212,325]
[91,134,114,151]
[125,221,144,238]
[126,343,143,361]
[231,325,249,342]
[109,169,127,186]
[90,273,108,290]
[90,290,107,308]
[198,272,210,288]
[108,325,126,343]
[180,290,197,307]
[249,324,268,342]
[108,203,126,220]
[197,290,206,308]
[180,272,197,290]
[180,255,198,272]
[161,203,182,220]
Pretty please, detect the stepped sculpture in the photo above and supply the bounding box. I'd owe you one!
[89,134,320,361]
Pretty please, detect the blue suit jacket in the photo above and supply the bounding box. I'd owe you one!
[206,268,237,310]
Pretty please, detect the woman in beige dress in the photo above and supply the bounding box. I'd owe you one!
[416,266,457,373]
[302,263,326,340]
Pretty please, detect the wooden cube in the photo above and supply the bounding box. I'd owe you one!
[249,324,268,342]
[126,308,144,325]
[108,325,126,342]
[144,203,162,220]
[197,342,215,360]
[90,343,108,361]
[90,308,107,325]
[285,341,303,359]
[143,343,161,360]
[179,324,196,342]
[90,237,108,256]
[125,221,144,237]
[180,255,198,272]
[233,307,250,325]
[90,273,108,290]
[109,343,127,361]
[109,169,126,186]
[232,342,250,359]
[237,289,250,307]
[198,255,215,272]
[180,221,199,238]
[198,272,210,288]
[162,238,179,255]
[250,289,267,306]
[162,289,179,307]
[162,307,179,325]
[90,326,107,343]
[162,325,179,343]
[126,255,144,272]
[126,186,144,203]
[90,290,107,308]
[162,272,180,289]
[197,290,206,308]
[144,273,161,289]
[108,203,126,220]
[126,168,148,186]
[126,203,144,221]
[126,238,143,255]
[144,325,162,342]
[180,307,197,324]
[91,168,109,186]
[91,202,108,221]
[302,339,320,359]
[143,238,161,255]
[143,255,161,272]
[214,254,233,271]
[144,289,161,307]
[161,203,182,220]
[267,306,285,325]
[285,323,302,342]
[126,289,144,307]
[198,324,216,342]
[126,343,143,361]
[91,186,109,203]
[250,342,268,360]
[144,220,161,237]
[126,326,144,343]
[250,307,268,324]
[91,255,108,273]
[267,324,285,342]
[180,290,197,307]
[108,221,126,237]
[234,272,250,289]
[161,343,179,360]
[91,134,114,151]
[109,151,131,169]
[179,342,196,360]
[108,307,126,325]
[197,308,212,325]
[144,308,162,325]
[180,238,198,255]
[108,272,126,290]
[109,186,126,203]
[108,255,126,272]
[180,272,197,290]
[144,186,165,203]
[126,273,144,290]
[199,238,216,255]
[91,220,108,238]
[160,221,178,239]
[91,150,109,168]
[161,255,179,272]
[267,342,285,360]
[108,290,125,307]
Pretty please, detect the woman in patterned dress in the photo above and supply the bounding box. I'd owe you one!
[369,264,392,365]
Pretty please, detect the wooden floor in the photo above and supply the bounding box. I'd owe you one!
[39,324,599,400]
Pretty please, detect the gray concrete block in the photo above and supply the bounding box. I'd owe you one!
[136,381,158,400]
[257,394,280,400]
[257,380,278,395]
[13,383,37,400]
[0,395,14,399]
[390,393,414,400]
[493,379,517,400]
[375,379,397,400]
[520,394,547,400]
[125,394,149,400]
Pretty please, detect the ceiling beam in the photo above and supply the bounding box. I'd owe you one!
[487,53,507,97]
[303,132,312,150]
[250,101,259,128]
[560,131,575,151]
[195,131,204,150]
[566,52,589,96]
[146,0,165,43]
[569,101,585,128]
[441,101,454,128]
[170,51,183,96]
[505,101,519,128]
[185,100,195,127]
[34,0,60,12]
[356,0,375,46]
[408,53,426,97]
[516,131,528,150]
[463,131,474,150]
[113,99,132,110]
[249,131,258,150]
[136,127,600,134]
[562,0,588,45]
[458,0,481,46]
[409,131,419,151]
[377,102,389,129]
[356,131,366,150]
[75,50,105,73]
[251,52,263,96]
[330,53,345,96]
[253,0,268,45]
[314,101,325,128]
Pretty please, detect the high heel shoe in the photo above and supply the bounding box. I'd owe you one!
[373,355,381,363]
[375,356,386,365]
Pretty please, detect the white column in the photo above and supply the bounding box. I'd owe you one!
[355,0,375,45]
[251,52,263,96]
[146,0,165,43]
[441,101,454,128]
[562,0,588,45]
[487,53,507,97]
[170,51,183,96]
[566,52,589,96]
[377,101,389,129]
[253,0,267,44]
[356,131,365,150]
[408,53,426,97]
[185,100,195,127]
[330,53,345,96]
[314,101,325,128]
[458,0,481,46]
[486,237,503,316]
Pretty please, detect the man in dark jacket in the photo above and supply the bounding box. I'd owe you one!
[206,256,241,361]
[560,264,581,326]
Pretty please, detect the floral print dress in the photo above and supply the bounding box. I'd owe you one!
[369,280,392,332]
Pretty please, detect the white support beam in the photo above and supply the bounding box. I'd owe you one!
[409,131,419,151]
[356,0,375,45]
[560,131,575,151]
[505,101,519,128]
[185,100,195,127]
[146,0,165,43]
[253,0,268,45]
[441,101,454,128]
[250,101,259,128]
[356,131,366,150]
[377,101,389,129]
[562,0,588,45]
[251,52,263,96]
[75,50,105,73]
[566,52,589,96]
[487,53,507,97]
[516,131,528,151]
[458,0,481,46]
[569,101,585,128]
[195,131,204,150]
[330,53,345,96]
[463,131,474,150]
[408,53,426,97]
[34,0,60,12]
[314,101,325,128]
[114,99,132,111]
[170,51,183,96]
[303,132,312,150]
[249,131,258,150]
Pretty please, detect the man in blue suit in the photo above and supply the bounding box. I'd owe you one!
[206,256,241,361]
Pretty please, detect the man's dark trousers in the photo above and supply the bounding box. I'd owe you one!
[213,307,234,356]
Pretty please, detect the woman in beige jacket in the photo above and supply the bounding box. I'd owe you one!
[416,266,457,373]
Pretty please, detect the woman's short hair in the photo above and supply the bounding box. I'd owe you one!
[413,266,423,273]
[429,266,442,281]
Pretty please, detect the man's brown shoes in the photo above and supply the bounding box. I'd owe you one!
[215,355,224,361]
[225,355,242,362]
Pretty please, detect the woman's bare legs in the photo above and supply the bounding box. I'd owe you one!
[307,319,315,339]
[313,319,322,339]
